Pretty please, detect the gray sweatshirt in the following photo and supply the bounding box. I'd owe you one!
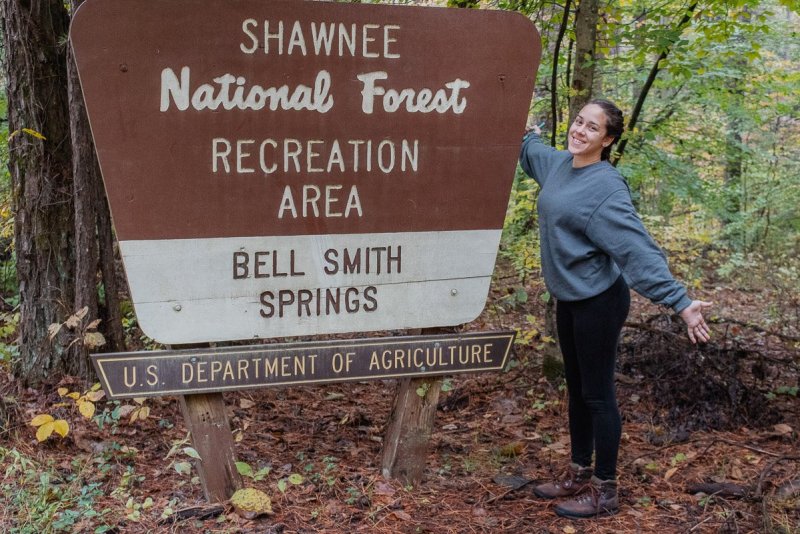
[520,133,691,313]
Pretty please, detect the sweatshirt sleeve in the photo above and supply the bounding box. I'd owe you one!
[519,133,565,187]
[585,189,692,313]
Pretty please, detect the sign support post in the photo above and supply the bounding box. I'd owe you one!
[180,392,243,501]
[170,344,243,502]
[381,327,452,485]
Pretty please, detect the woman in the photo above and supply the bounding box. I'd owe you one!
[519,99,711,519]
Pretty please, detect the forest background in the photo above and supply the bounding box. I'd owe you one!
[0,0,798,532]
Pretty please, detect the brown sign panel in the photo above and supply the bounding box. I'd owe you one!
[70,1,541,343]
[92,331,515,399]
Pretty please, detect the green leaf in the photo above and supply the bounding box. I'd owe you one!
[183,447,201,460]
[288,473,304,485]
[277,479,287,493]
[174,462,192,475]
[236,462,253,477]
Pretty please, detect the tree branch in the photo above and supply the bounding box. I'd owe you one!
[613,2,698,166]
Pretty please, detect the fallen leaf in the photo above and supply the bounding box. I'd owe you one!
[391,510,412,521]
[664,467,678,481]
[374,482,396,496]
[30,414,54,427]
[240,398,255,409]
[231,488,273,519]
[85,390,105,402]
[53,420,69,437]
[118,405,137,418]
[498,441,525,458]
[78,400,95,419]
[36,422,55,442]
[774,423,793,435]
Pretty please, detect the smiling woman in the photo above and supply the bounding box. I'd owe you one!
[519,98,712,519]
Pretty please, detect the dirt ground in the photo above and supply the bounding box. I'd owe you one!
[2,260,798,533]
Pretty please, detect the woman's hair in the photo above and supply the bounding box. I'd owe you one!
[588,98,624,161]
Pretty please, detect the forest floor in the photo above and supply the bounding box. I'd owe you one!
[0,258,798,533]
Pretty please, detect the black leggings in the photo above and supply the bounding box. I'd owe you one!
[556,275,630,481]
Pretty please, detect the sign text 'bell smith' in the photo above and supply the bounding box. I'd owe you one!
[70,0,541,344]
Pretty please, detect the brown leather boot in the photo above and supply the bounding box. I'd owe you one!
[554,476,619,518]
[532,463,593,499]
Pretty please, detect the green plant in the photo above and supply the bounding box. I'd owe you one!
[0,447,113,533]
[236,461,271,481]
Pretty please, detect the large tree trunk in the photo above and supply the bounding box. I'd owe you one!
[2,0,76,385]
[67,0,125,368]
[568,0,599,124]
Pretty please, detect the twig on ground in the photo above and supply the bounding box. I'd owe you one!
[754,455,800,499]
[709,316,800,342]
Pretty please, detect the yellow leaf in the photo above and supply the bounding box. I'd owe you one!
[53,420,69,437]
[129,408,141,425]
[563,526,577,534]
[21,128,47,140]
[138,406,150,420]
[91,382,102,391]
[133,397,146,405]
[36,422,55,442]
[231,488,273,519]
[664,467,678,481]
[30,414,54,427]
[57,387,69,397]
[66,392,80,400]
[78,400,96,419]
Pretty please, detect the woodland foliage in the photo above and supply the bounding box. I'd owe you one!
[500,0,800,285]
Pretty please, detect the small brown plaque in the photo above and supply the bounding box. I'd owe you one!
[92,331,515,399]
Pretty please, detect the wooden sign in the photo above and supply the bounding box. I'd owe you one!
[70,0,541,343]
[92,331,515,399]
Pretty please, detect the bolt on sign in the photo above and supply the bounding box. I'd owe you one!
[70,0,541,344]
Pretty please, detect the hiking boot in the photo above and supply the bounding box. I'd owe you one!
[532,463,593,499]
[554,476,619,518]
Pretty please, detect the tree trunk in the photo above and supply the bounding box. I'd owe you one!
[67,0,125,366]
[550,0,572,147]
[3,0,77,386]
[568,0,599,124]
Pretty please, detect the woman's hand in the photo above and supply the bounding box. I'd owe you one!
[524,121,543,137]
[679,300,713,344]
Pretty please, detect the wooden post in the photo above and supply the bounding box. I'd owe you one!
[171,344,243,502]
[381,376,443,485]
[380,327,454,486]
[179,393,243,502]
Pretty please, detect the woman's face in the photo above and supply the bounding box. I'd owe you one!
[567,104,614,161]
